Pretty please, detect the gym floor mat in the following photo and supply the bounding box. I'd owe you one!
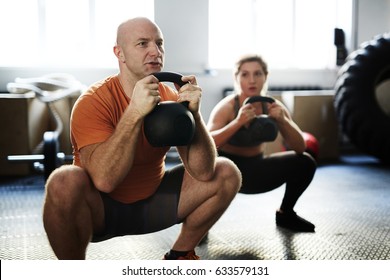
[1,154,389,260]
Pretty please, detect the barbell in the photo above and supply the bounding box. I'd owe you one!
[7,131,72,180]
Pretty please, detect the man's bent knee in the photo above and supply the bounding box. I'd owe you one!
[215,157,242,193]
[45,165,91,206]
[47,165,89,186]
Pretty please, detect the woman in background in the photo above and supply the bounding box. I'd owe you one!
[207,54,317,232]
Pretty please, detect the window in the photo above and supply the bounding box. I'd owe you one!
[209,0,353,69]
[0,0,154,68]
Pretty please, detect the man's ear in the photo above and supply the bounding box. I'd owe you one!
[113,45,125,63]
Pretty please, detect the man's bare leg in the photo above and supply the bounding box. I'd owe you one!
[42,165,104,259]
[173,157,241,251]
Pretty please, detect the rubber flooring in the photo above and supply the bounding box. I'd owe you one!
[1,154,389,260]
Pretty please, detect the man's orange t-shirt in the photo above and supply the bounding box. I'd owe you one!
[70,75,179,203]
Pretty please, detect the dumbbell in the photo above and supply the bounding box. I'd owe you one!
[7,131,72,180]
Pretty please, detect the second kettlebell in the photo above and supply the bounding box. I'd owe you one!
[245,96,278,143]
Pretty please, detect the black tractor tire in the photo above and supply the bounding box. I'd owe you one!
[334,33,390,163]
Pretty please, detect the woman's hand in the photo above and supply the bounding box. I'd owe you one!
[237,103,256,127]
[267,102,289,124]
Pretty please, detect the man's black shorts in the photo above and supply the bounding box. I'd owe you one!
[92,164,184,242]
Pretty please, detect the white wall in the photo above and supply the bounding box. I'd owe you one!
[355,0,390,46]
[154,0,209,74]
[1,0,389,120]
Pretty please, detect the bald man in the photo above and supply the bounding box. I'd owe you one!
[42,17,241,260]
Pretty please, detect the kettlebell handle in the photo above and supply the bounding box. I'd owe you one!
[244,96,275,114]
[244,96,275,105]
[153,71,189,107]
[153,72,186,87]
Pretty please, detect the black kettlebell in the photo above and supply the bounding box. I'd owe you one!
[245,96,278,142]
[228,96,278,146]
[143,72,196,147]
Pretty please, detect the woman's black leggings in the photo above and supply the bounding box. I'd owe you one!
[218,150,317,212]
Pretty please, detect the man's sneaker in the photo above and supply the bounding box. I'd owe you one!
[276,210,315,232]
[163,250,200,260]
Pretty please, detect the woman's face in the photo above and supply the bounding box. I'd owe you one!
[236,61,267,96]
